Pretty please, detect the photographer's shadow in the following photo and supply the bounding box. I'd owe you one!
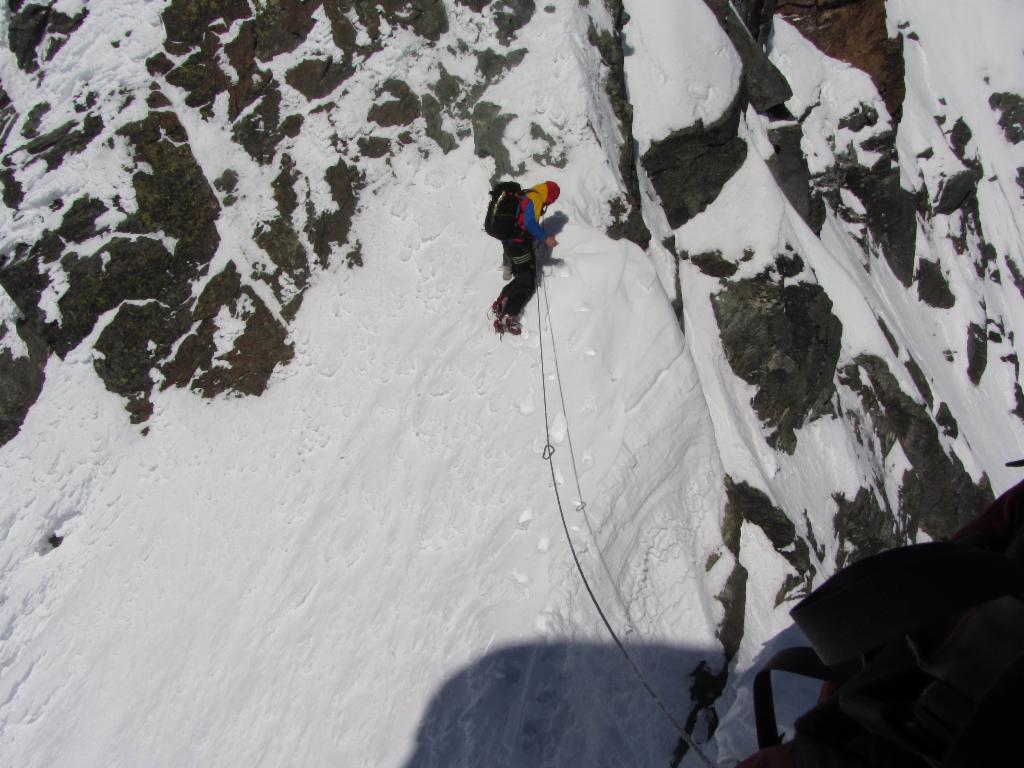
[400,639,713,767]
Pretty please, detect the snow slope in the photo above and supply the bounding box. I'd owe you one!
[2,0,1023,765]
[0,2,729,759]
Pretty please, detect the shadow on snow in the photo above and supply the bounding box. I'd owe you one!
[400,640,721,768]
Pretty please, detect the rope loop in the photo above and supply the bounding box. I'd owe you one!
[542,443,556,460]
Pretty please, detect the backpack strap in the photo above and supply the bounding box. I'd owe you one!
[753,647,856,749]
[791,541,1024,665]
[516,193,529,235]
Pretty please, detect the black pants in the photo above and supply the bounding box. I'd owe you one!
[499,241,536,317]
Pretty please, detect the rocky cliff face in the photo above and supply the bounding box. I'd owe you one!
[2,0,446,431]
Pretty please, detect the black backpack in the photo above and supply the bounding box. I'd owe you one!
[749,486,1024,768]
[483,181,523,240]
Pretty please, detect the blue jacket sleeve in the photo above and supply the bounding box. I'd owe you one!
[521,201,547,241]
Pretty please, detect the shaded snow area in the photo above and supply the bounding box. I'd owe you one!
[1,0,1023,766]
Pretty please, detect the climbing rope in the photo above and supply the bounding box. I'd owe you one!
[534,268,717,768]
[539,278,631,614]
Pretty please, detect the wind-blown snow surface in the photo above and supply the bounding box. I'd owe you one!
[2,1,1023,766]
[2,195,722,767]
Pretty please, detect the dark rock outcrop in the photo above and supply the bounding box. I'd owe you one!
[346,0,449,43]
[493,0,536,45]
[776,3,915,286]
[767,123,824,231]
[36,105,297,417]
[0,244,50,334]
[0,85,17,151]
[588,5,651,248]
[94,301,189,423]
[934,168,980,215]
[7,2,86,73]
[966,321,987,385]
[948,117,973,161]
[160,0,252,117]
[254,214,308,315]
[712,273,843,453]
[472,102,519,182]
[368,80,422,127]
[1,162,24,211]
[723,476,813,602]
[0,0,453,430]
[118,110,221,267]
[839,355,993,540]
[731,0,777,44]
[421,94,458,153]
[703,0,792,114]
[916,259,955,308]
[357,136,391,158]
[775,248,804,278]
[0,86,20,209]
[476,48,527,85]
[989,92,1024,144]
[52,237,187,357]
[691,251,738,279]
[8,3,51,71]
[714,555,748,664]
[935,401,958,438]
[819,137,919,286]
[252,0,321,61]
[57,196,108,242]
[0,321,47,446]
[20,102,50,140]
[231,80,297,165]
[306,160,359,267]
[776,0,905,123]
[160,262,293,399]
[904,356,933,409]
[23,114,104,171]
[286,58,352,101]
[162,0,250,48]
[642,91,748,229]
[833,487,898,568]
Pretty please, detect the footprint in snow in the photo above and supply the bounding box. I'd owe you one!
[517,509,533,530]
[517,397,535,415]
[548,412,567,444]
[581,450,594,470]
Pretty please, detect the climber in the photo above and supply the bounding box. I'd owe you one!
[489,181,560,336]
